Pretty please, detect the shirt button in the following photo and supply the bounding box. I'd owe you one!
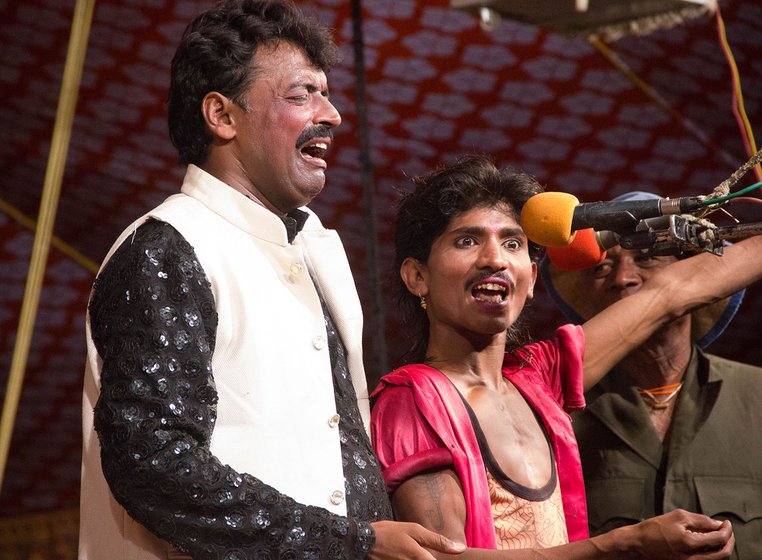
[329,490,344,505]
[312,335,326,350]
[290,263,303,275]
[328,414,341,428]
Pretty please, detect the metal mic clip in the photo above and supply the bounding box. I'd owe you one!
[618,215,724,257]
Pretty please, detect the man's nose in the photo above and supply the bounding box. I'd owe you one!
[317,97,341,129]
[610,257,642,288]
[477,240,508,270]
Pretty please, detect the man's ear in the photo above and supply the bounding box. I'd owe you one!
[400,257,429,297]
[527,261,537,300]
[201,92,236,141]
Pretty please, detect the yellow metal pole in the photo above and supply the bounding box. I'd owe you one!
[0,0,97,491]
[0,198,99,274]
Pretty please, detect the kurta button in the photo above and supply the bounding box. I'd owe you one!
[312,335,326,350]
[329,490,344,505]
[328,414,340,428]
[290,263,303,275]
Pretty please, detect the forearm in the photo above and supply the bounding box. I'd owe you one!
[427,520,718,559]
[100,439,373,558]
[673,235,762,309]
[426,538,626,560]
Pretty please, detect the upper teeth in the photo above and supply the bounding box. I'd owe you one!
[477,282,505,292]
[313,142,327,149]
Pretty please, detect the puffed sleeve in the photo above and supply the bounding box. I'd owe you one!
[505,324,585,412]
[371,385,453,494]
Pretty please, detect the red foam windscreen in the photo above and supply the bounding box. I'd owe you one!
[546,228,606,270]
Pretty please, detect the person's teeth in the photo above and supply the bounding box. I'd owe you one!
[476,282,505,292]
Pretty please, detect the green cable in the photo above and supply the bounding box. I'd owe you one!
[703,181,762,205]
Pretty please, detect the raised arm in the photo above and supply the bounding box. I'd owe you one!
[581,235,762,391]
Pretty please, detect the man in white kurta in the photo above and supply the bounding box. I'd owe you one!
[79,165,387,558]
[79,3,464,557]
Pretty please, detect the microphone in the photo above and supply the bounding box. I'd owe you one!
[520,191,704,247]
[545,216,689,270]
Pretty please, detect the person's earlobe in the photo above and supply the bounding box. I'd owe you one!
[527,262,538,300]
[400,257,428,298]
[201,92,236,141]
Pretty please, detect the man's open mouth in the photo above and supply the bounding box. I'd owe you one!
[300,141,328,160]
[471,281,508,303]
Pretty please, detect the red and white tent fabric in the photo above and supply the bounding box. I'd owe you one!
[0,3,759,553]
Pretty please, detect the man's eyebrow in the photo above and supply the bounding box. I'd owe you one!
[451,225,525,236]
[289,80,330,96]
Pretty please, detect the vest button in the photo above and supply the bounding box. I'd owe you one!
[312,335,326,350]
[329,490,344,505]
[328,414,341,428]
[290,262,303,275]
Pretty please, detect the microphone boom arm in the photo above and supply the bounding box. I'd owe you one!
[619,216,762,257]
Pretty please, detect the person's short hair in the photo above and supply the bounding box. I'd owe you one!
[168,0,339,166]
[393,155,545,363]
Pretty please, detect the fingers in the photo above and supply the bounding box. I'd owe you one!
[711,528,735,560]
[410,524,466,554]
[369,520,465,559]
[681,510,725,533]
[689,537,735,560]
[686,519,734,560]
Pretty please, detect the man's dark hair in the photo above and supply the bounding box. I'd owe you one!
[168,0,339,166]
[393,155,545,363]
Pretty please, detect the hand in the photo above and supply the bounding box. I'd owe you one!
[369,520,465,560]
[632,509,734,559]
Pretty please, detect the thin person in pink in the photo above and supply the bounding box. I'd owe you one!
[370,155,762,558]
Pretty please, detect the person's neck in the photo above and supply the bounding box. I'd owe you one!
[617,327,692,389]
[198,161,286,217]
[424,329,507,391]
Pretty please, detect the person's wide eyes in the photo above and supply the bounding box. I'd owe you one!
[454,236,476,248]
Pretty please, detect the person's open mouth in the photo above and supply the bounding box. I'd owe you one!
[299,138,330,165]
[471,280,509,303]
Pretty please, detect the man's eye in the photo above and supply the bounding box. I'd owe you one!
[504,239,521,250]
[635,255,660,267]
[455,236,476,248]
[591,263,612,278]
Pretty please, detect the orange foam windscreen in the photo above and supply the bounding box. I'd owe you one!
[520,191,579,247]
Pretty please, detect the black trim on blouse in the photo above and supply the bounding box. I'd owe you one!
[457,392,558,502]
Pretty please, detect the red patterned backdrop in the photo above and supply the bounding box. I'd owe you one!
[0,0,760,555]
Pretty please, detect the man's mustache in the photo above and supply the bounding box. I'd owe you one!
[466,270,515,292]
[296,125,334,147]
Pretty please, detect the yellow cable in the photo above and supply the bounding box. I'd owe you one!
[715,9,761,180]
[590,36,738,170]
